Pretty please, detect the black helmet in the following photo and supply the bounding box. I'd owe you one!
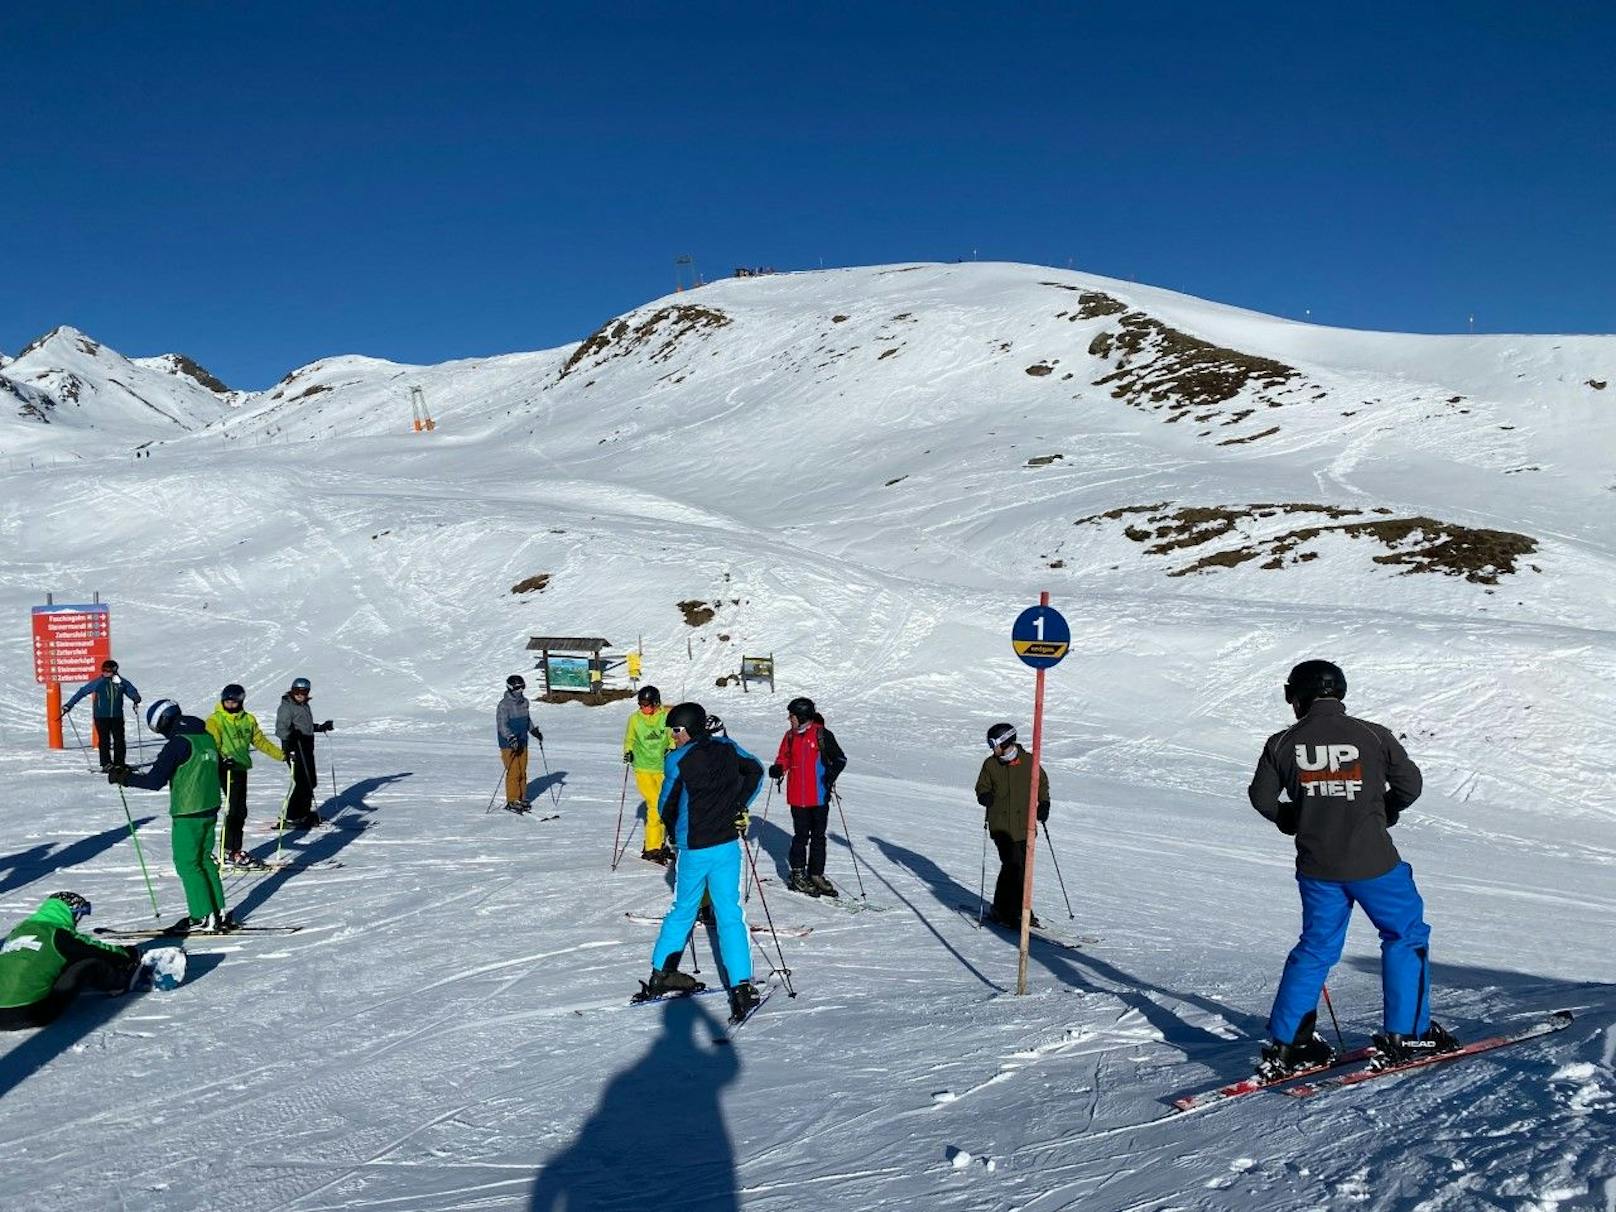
[1285,660,1347,710]
[705,713,726,736]
[986,722,1017,750]
[787,696,816,722]
[638,685,662,707]
[290,677,311,694]
[146,698,182,736]
[220,683,245,703]
[666,702,708,738]
[506,674,526,691]
[47,890,91,925]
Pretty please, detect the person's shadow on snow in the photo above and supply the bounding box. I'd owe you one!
[529,995,739,1211]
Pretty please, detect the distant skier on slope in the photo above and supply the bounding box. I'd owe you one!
[496,675,544,813]
[0,892,142,1029]
[108,700,235,933]
[1248,659,1459,1078]
[275,677,333,829]
[639,702,765,1022]
[61,658,142,771]
[623,685,674,864]
[768,697,847,897]
[974,723,1050,928]
[206,683,284,868]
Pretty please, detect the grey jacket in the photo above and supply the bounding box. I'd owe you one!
[1248,698,1423,882]
[275,694,315,743]
[496,689,532,751]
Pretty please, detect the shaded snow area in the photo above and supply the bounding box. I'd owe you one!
[0,263,1612,1210]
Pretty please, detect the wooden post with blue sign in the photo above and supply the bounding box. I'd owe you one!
[1011,591,1070,994]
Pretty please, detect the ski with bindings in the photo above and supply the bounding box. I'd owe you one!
[629,981,712,1007]
[955,902,1098,950]
[97,924,305,940]
[1172,1046,1376,1112]
[1284,1010,1575,1099]
[719,983,777,1037]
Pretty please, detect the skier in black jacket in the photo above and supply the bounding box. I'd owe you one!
[1248,659,1458,1078]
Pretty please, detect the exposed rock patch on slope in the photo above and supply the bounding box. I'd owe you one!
[1075,503,1539,584]
[560,304,732,382]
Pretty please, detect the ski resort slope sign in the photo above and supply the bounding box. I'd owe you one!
[1012,605,1069,668]
[31,603,111,684]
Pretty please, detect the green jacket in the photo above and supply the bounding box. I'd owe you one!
[623,706,672,772]
[205,702,284,768]
[0,898,135,1009]
[975,751,1050,842]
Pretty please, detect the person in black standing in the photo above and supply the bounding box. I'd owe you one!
[274,676,332,829]
[62,658,142,771]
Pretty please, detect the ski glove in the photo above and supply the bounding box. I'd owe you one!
[735,808,750,836]
[767,763,784,781]
[1037,801,1050,824]
[624,751,634,764]
[106,764,133,786]
[529,727,543,742]
[220,756,242,772]
[976,791,994,809]
[315,720,334,732]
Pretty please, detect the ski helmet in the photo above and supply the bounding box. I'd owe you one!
[220,683,245,703]
[289,677,311,694]
[47,890,91,925]
[101,659,119,674]
[506,674,526,691]
[705,713,726,737]
[146,699,182,736]
[1284,660,1347,710]
[638,685,662,707]
[986,722,1018,750]
[666,702,708,738]
[787,696,816,722]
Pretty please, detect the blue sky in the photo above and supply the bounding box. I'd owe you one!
[4,3,1611,388]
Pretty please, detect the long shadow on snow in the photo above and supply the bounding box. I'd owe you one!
[874,836,1264,1044]
[861,837,1002,991]
[0,820,157,897]
[1340,955,1616,1027]
[529,995,739,1211]
[0,951,225,1103]
[524,768,566,807]
[232,773,410,920]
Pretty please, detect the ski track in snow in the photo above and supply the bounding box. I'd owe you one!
[1,263,1613,1210]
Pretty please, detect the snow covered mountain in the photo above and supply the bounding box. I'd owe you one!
[0,325,236,459]
[0,263,1611,1210]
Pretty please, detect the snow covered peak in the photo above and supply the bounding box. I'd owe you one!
[133,352,239,402]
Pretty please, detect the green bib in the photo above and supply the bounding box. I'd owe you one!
[170,731,222,816]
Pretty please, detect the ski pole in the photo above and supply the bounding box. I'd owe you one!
[831,789,866,900]
[220,768,232,865]
[977,818,989,928]
[485,764,506,814]
[537,738,561,808]
[687,923,701,975]
[744,780,774,904]
[115,785,161,920]
[1321,985,1346,1052]
[610,764,630,869]
[273,762,295,867]
[741,826,796,998]
[1040,821,1075,920]
[64,711,97,774]
[135,711,145,760]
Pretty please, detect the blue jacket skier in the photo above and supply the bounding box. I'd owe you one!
[62,658,141,770]
[1248,660,1458,1078]
[641,702,765,1022]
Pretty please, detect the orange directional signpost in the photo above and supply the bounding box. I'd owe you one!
[32,601,112,749]
[1010,591,1070,994]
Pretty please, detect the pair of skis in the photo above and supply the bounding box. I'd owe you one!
[1172,1010,1574,1112]
[628,980,777,1034]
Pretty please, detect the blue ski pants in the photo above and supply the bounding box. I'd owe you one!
[651,839,752,984]
[1268,861,1431,1043]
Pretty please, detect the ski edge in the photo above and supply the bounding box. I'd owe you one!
[1171,1046,1376,1112]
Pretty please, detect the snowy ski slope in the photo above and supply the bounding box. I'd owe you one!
[0,262,1611,1210]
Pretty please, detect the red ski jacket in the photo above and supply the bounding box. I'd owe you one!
[773,723,847,807]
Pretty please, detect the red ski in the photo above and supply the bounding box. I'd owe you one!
[1285,1010,1574,1099]
[1172,1046,1375,1112]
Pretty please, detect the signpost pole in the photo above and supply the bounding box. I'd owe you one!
[1016,591,1050,996]
[46,682,63,749]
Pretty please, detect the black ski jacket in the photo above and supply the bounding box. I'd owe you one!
[1248,698,1422,882]
[660,736,764,851]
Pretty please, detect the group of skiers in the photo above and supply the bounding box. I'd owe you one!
[6,650,1457,1081]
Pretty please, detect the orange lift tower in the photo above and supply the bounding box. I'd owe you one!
[409,385,437,432]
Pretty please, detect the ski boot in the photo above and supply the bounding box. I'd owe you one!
[809,874,839,898]
[1254,1013,1335,1083]
[226,850,268,870]
[640,848,669,866]
[788,869,820,896]
[728,981,762,1024]
[503,801,529,815]
[1370,1021,1461,1069]
[633,966,705,1003]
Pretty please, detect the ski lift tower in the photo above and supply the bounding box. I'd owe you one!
[408,385,436,433]
[674,254,699,292]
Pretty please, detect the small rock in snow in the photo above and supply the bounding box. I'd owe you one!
[947,1146,973,1169]
[931,1090,957,1103]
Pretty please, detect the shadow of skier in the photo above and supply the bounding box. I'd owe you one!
[0,950,225,1102]
[525,768,566,806]
[529,995,740,1211]
[0,820,157,897]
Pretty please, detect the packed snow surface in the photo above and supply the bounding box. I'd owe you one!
[1,263,1612,1210]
